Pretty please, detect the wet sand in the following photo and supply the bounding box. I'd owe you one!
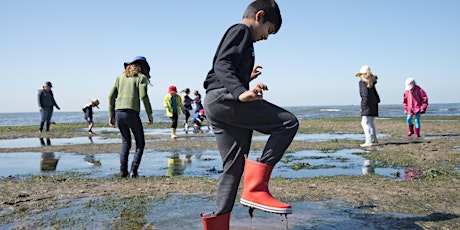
[1,116,459,229]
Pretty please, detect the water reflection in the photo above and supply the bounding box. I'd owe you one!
[84,154,101,166]
[39,137,51,146]
[404,167,422,180]
[167,153,184,176]
[40,152,59,171]
[362,160,375,175]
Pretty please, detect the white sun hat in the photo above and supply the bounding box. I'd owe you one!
[355,65,372,77]
[405,77,415,90]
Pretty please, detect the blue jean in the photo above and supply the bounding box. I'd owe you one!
[406,113,421,128]
[115,109,145,174]
[39,107,54,132]
[204,88,299,215]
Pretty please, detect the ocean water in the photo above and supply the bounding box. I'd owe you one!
[0,103,459,127]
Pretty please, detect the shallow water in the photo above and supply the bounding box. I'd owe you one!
[2,194,456,229]
[0,129,389,149]
[0,148,404,180]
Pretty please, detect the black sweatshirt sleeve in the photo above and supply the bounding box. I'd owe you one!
[204,24,254,100]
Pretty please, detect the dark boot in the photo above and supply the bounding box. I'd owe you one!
[120,163,128,178]
[240,159,292,214]
[120,153,129,178]
[200,212,230,230]
[415,128,421,138]
[130,162,139,178]
[406,125,414,137]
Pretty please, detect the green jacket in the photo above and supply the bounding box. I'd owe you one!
[108,73,152,118]
[163,93,183,117]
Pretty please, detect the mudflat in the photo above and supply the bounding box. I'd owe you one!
[1,117,459,229]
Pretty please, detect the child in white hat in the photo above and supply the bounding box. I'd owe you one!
[355,65,381,147]
[403,78,428,138]
[82,99,100,134]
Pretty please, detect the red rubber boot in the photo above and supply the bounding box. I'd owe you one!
[406,125,414,137]
[415,128,421,138]
[240,159,292,214]
[200,212,230,230]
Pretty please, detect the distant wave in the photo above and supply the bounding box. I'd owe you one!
[320,109,341,112]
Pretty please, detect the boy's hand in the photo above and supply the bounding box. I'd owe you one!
[250,65,262,81]
[238,82,268,102]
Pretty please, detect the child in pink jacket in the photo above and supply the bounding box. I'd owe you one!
[403,77,428,138]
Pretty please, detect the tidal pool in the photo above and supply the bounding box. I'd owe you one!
[0,148,404,180]
[1,194,455,229]
[0,131,389,149]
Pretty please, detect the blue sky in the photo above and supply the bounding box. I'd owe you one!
[1,0,459,113]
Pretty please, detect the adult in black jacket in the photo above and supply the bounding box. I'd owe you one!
[356,65,380,147]
[38,81,60,132]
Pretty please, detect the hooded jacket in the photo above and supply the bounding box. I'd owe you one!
[403,85,428,115]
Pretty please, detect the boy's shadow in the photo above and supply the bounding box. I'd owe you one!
[347,211,459,229]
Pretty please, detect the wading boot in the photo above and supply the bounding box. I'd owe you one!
[406,124,414,137]
[171,128,178,139]
[240,159,292,214]
[200,212,230,230]
[415,127,421,138]
[130,162,139,178]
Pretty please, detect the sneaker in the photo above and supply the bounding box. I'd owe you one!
[360,143,373,147]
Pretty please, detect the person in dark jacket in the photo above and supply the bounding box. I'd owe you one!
[356,65,380,147]
[37,81,60,133]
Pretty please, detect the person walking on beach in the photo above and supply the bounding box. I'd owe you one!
[356,65,380,147]
[164,85,184,139]
[82,99,100,134]
[200,1,298,229]
[181,88,193,132]
[38,81,60,133]
[108,56,153,178]
[403,77,428,138]
[193,90,204,113]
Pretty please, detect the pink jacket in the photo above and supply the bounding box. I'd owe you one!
[403,85,428,115]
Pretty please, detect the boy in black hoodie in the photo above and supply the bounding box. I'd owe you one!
[200,1,298,229]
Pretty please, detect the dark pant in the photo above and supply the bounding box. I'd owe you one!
[184,110,191,123]
[116,109,145,174]
[204,88,299,215]
[39,107,54,132]
[170,113,179,128]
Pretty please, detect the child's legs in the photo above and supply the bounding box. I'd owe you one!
[213,123,252,215]
[170,113,178,128]
[368,116,376,137]
[116,110,132,162]
[414,113,421,128]
[406,114,413,126]
[205,89,298,214]
[125,112,145,164]
[184,110,190,123]
[361,116,372,143]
